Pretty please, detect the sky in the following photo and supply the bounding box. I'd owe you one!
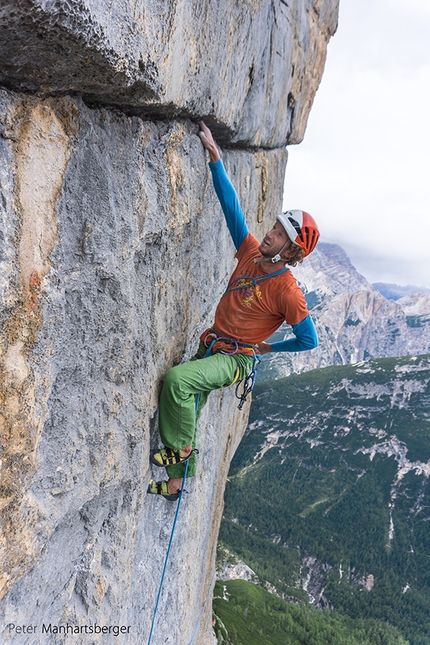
[283,0,430,288]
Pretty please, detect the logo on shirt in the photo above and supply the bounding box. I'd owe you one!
[234,277,263,307]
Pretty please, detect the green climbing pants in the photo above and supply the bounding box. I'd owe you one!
[158,344,254,479]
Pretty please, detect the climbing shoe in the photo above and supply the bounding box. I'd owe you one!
[150,446,198,468]
[147,479,181,502]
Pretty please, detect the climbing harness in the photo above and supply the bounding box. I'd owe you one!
[200,328,261,409]
[201,329,256,358]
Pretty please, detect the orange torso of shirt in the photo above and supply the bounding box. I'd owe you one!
[213,233,309,344]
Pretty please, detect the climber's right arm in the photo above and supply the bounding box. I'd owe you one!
[198,121,248,250]
[209,160,248,251]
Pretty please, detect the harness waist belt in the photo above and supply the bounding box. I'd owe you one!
[200,327,257,357]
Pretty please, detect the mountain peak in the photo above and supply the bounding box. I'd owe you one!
[293,241,370,298]
[317,242,356,267]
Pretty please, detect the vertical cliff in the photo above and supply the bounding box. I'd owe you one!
[0,2,339,643]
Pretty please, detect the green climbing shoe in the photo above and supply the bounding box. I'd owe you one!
[147,479,181,502]
[150,446,197,468]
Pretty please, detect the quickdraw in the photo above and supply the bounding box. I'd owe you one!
[235,354,260,410]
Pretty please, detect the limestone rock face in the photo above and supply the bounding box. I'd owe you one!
[0,0,338,147]
[0,2,339,644]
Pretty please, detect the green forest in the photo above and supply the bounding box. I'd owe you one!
[214,580,408,645]
[214,355,430,645]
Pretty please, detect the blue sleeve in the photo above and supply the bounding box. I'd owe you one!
[270,315,318,352]
[209,159,249,251]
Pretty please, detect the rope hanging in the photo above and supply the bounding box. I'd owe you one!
[147,458,189,645]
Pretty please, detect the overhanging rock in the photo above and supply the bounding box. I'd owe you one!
[0,0,338,146]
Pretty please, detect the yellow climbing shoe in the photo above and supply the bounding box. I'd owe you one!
[147,480,181,502]
[150,446,197,467]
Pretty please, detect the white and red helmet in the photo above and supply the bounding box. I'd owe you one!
[277,209,320,257]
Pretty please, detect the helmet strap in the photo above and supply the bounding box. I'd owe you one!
[254,239,291,264]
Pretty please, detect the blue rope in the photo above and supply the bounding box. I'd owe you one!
[147,458,189,645]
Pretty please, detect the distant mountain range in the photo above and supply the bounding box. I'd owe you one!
[373,282,430,301]
[218,354,430,645]
[259,243,430,380]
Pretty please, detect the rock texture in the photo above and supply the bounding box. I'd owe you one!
[396,292,430,317]
[260,243,430,380]
[0,0,339,148]
[0,2,339,644]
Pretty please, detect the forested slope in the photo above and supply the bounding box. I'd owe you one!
[217,355,430,645]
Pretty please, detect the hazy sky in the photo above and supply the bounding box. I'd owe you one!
[283,0,430,288]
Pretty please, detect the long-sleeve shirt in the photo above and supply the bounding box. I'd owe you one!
[210,159,318,352]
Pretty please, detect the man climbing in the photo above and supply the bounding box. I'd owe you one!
[148,122,320,501]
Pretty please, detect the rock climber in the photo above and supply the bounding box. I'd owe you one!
[148,121,320,501]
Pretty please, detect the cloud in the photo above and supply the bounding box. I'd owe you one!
[284,0,430,288]
[388,0,430,21]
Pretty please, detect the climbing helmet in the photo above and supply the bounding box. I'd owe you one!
[277,209,320,257]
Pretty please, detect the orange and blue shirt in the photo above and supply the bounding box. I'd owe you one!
[210,159,318,352]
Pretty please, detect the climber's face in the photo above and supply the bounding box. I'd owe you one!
[259,221,291,259]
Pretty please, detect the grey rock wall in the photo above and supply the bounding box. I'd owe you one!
[0,2,339,644]
[0,0,338,147]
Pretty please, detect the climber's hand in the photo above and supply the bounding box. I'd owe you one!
[256,342,272,356]
[198,121,220,162]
